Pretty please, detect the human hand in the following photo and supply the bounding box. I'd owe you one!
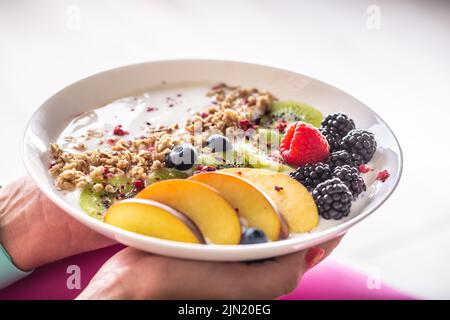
[0,176,114,270]
[77,237,342,300]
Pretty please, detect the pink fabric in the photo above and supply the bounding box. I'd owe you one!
[281,261,413,300]
[0,245,413,300]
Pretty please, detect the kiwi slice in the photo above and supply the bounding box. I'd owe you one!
[259,114,273,126]
[197,153,226,167]
[198,150,242,169]
[258,128,282,148]
[233,143,292,173]
[198,145,292,172]
[196,151,245,169]
[146,168,189,185]
[80,187,113,220]
[270,100,323,127]
[107,175,134,194]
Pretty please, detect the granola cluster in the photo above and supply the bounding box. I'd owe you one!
[49,84,275,191]
[185,84,274,141]
[49,131,176,192]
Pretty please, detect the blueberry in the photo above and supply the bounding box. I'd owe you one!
[240,228,268,245]
[166,144,198,170]
[207,134,232,153]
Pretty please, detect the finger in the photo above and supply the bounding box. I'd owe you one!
[319,234,345,260]
[303,234,345,270]
[230,251,307,299]
[272,250,308,273]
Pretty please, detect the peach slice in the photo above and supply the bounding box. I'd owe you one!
[104,198,204,244]
[189,172,288,241]
[136,179,241,245]
[221,168,319,233]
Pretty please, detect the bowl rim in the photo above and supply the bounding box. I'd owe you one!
[22,58,403,253]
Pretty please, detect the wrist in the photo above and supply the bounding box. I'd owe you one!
[1,177,114,270]
[0,177,80,270]
[0,178,38,270]
[0,243,33,289]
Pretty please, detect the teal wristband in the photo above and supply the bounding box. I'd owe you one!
[0,243,33,289]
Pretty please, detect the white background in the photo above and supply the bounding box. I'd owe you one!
[1,0,449,299]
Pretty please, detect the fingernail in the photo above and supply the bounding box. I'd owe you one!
[305,247,325,270]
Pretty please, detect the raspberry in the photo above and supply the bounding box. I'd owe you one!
[280,122,330,167]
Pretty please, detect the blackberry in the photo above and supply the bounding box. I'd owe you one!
[321,112,355,137]
[290,163,332,191]
[341,129,377,163]
[312,178,352,220]
[333,165,366,198]
[327,150,363,169]
[319,128,342,152]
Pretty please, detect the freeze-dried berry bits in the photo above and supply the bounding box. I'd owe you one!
[376,169,390,182]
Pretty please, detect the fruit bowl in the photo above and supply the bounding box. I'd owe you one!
[23,60,402,261]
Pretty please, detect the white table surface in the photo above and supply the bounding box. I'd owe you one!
[1,0,449,299]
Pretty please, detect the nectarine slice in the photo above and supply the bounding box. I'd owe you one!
[104,199,204,244]
[221,168,319,233]
[189,172,288,241]
[136,179,241,245]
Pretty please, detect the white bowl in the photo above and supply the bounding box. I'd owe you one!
[23,60,402,261]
